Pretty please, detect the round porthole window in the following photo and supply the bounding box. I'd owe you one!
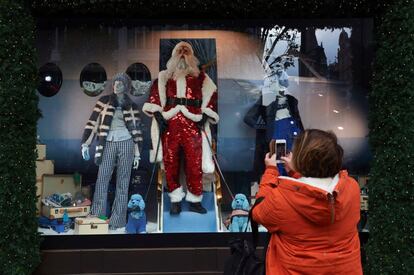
[37,63,63,97]
[126,63,152,96]
[80,63,107,97]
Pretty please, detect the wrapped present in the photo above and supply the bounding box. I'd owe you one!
[36,144,46,160]
[75,217,109,235]
[360,195,368,211]
[36,160,54,181]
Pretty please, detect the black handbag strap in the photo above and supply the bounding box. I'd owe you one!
[245,197,265,249]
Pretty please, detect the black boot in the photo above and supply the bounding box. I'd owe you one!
[189,202,207,214]
[170,202,181,215]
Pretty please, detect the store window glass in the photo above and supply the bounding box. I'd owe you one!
[36,20,372,235]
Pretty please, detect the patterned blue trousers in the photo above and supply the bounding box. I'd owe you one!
[91,139,134,229]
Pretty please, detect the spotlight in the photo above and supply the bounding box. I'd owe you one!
[45,75,52,82]
[337,126,344,130]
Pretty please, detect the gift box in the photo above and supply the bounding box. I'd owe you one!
[360,195,368,211]
[36,144,46,160]
[36,160,54,181]
[74,217,109,235]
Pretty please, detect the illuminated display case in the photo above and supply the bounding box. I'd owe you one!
[35,19,373,239]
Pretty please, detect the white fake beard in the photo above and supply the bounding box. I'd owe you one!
[166,54,200,79]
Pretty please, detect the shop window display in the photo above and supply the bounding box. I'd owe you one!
[36,20,373,235]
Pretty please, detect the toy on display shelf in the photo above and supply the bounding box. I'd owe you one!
[126,194,147,234]
[73,191,92,207]
[42,192,73,207]
[38,214,73,234]
[224,193,250,232]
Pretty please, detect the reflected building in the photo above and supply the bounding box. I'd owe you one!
[337,30,353,83]
[327,29,353,82]
[299,27,328,77]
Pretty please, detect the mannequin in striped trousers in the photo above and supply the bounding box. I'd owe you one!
[81,73,142,230]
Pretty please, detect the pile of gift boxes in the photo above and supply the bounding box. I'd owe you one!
[36,144,109,234]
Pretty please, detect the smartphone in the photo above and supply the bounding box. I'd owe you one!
[269,139,287,163]
[276,140,287,163]
[273,139,286,163]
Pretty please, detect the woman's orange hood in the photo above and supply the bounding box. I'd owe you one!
[275,170,356,226]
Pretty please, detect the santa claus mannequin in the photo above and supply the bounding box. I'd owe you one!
[142,41,218,215]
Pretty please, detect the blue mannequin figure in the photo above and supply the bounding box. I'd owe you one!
[271,66,302,175]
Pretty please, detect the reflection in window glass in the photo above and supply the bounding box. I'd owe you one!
[37,63,63,97]
[126,63,152,96]
[36,20,373,236]
[79,63,107,97]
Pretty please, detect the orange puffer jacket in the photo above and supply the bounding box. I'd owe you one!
[252,166,362,275]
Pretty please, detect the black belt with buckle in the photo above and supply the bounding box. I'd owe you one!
[166,97,202,108]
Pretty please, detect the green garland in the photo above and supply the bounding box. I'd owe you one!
[0,1,41,274]
[0,0,412,274]
[366,0,414,273]
[30,0,388,18]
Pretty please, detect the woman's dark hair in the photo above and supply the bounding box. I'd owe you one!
[292,129,344,178]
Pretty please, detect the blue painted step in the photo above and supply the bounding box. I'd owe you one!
[163,191,217,233]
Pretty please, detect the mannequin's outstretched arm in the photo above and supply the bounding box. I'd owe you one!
[81,98,105,160]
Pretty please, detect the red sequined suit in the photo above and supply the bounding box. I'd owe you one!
[142,70,218,202]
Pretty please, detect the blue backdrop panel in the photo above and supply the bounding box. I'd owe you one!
[163,191,217,233]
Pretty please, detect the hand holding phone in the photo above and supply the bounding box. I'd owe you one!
[281,152,293,173]
[276,140,287,163]
[269,139,287,163]
[264,152,277,167]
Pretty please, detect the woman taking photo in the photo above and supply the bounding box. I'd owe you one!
[252,129,362,274]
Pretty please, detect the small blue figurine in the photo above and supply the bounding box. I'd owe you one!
[63,210,69,223]
[126,194,146,234]
[230,194,250,232]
